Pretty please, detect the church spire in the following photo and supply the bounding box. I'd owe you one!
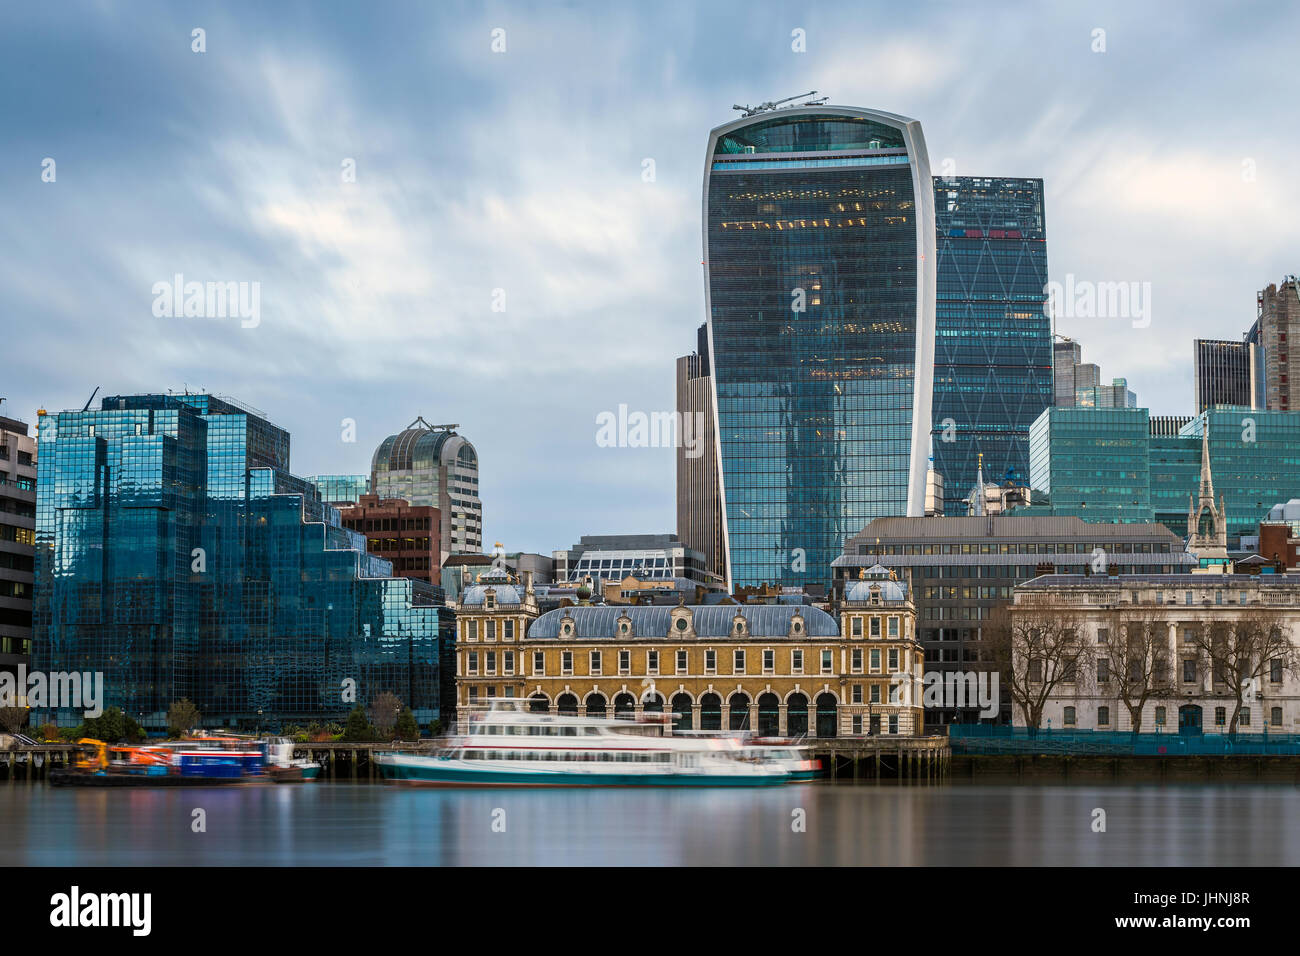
[1198,422,1215,501]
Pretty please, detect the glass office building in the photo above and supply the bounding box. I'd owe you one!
[1025,405,1300,540]
[307,473,371,506]
[932,177,1051,513]
[32,393,454,731]
[1027,407,1152,524]
[703,107,936,589]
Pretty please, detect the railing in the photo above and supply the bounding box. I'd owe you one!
[948,725,1300,756]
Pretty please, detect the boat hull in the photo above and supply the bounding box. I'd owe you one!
[49,769,265,788]
[377,755,787,788]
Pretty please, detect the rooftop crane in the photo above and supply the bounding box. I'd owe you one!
[732,91,827,117]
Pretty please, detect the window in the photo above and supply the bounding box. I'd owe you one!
[762,649,774,672]
[888,714,898,734]
[887,648,899,672]
[791,649,803,673]
[485,651,496,675]
[618,650,630,674]
[1063,706,1076,726]
[1272,658,1283,683]
[1241,707,1251,726]
[1028,659,1042,683]
[870,617,881,638]
[676,649,687,673]
[647,650,659,674]
[1097,659,1110,684]
[468,620,480,641]
[870,648,881,673]
[888,617,899,638]
[1097,627,1109,645]
[533,651,545,675]
[851,617,862,637]
[1097,706,1110,726]
[467,652,479,675]
[851,648,863,673]
[851,684,862,704]
[504,620,515,640]
[590,650,602,675]
[852,715,862,735]
[1183,659,1196,683]
[561,651,573,675]
[485,620,496,640]
[1272,707,1284,727]
[733,649,745,673]
[1154,706,1166,727]
[705,649,716,673]
[820,649,832,673]
[1215,707,1226,727]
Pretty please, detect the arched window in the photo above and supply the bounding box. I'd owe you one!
[786,693,809,737]
[815,693,838,738]
[671,693,693,731]
[728,692,751,731]
[757,693,780,736]
[585,693,607,719]
[699,693,722,731]
[528,694,549,714]
[614,693,636,717]
[556,693,578,716]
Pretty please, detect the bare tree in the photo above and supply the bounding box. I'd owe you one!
[368,691,403,738]
[1188,610,1297,734]
[987,601,1093,730]
[1098,608,1176,733]
[0,706,29,735]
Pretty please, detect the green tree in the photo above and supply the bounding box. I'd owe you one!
[427,718,443,738]
[394,707,419,740]
[80,707,144,744]
[342,705,376,742]
[167,698,202,737]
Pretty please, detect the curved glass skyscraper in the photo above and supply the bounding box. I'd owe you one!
[702,107,936,589]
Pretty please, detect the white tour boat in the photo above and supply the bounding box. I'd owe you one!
[375,699,790,787]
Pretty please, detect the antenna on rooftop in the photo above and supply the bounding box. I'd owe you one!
[733,91,825,117]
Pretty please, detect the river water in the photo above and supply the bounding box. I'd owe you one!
[3,781,1298,866]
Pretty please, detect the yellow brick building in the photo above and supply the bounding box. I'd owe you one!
[454,566,923,738]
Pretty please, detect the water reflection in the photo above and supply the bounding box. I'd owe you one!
[3,781,1299,866]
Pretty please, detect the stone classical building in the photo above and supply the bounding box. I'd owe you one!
[465,565,924,738]
[1009,573,1300,733]
[453,566,541,711]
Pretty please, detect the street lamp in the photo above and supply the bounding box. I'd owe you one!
[257,708,263,737]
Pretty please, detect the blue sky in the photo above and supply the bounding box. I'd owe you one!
[2,0,1296,555]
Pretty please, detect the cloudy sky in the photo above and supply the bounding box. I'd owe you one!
[3,0,1296,555]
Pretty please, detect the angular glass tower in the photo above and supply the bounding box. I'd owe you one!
[932,177,1051,513]
[702,107,936,589]
[32,393,454,731]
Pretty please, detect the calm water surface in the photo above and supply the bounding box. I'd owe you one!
[2,781,1298,866]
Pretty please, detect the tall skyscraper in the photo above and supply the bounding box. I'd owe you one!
[32,393,453,730]
[702,105,936,589]
[371,418,481,560]
[1257,277,1300,411]
[1053,338,1081,407]
[676,323,726,584]
[1194,338,1256,412]
[931,176,1051,514]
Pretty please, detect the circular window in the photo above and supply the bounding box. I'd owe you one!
[620,623,629,633]
[675,618,688,631]
[563,623,572,635]
[793,621,802,633]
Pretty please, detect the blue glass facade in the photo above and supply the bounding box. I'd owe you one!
[1026,406,1300,539]
[932,177,1051,512]
[32,394,454,731]
[703,108,936,589]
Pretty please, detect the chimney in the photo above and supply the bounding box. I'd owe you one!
[522,569,534,595]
